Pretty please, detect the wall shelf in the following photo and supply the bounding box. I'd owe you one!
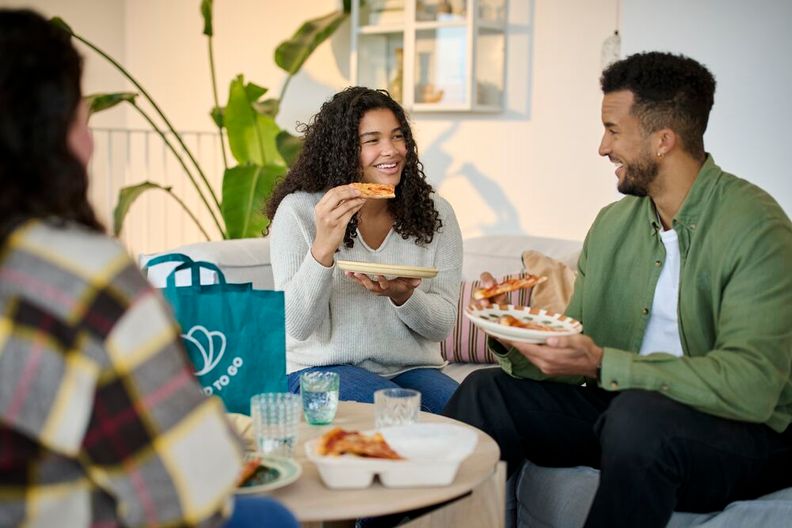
[351,0,507,113]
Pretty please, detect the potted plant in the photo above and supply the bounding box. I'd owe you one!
[53,0,351,240]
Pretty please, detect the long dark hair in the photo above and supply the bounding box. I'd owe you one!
[0,8,103,239]
[266,86,441,248]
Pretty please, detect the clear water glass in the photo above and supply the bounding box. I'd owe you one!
[374,388,421,428]
[300,371,340,425]
[250,392,301,458]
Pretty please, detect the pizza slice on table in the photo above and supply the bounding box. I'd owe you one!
[351,182,396,199]
[472,274,547,301]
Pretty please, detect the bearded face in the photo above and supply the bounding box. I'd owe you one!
[615,143,659,197]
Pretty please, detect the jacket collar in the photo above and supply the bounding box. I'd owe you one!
[643,154,722,235]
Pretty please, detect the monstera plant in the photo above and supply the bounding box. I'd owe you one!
[53,0,350,239]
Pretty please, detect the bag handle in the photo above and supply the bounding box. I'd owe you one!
[166,259,228,288]
[144,252,194,268]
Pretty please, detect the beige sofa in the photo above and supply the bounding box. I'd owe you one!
[141,234,582,383]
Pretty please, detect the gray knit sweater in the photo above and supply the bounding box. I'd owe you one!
[270,191,463,375]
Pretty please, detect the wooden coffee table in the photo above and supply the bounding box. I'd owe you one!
[267,401,505,528]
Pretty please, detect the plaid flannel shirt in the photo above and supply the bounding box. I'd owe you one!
[0,220,244,527]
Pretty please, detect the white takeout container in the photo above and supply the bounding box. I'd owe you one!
[304,423,478,489]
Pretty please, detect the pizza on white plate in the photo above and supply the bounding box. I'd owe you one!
[498,314,558,333]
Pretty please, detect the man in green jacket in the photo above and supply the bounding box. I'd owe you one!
[444,51,792,527]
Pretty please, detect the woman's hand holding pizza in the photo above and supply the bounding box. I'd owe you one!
[346,272,421,306]
[311,185,366,266]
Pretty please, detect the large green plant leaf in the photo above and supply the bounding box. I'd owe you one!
[210,105,224,127]
[276,130,303,167]
[113,181,171,236]
[221,163,286,238]
[224,75,284,166]
[275,10,349,75]
[200,0,213,36]
[50,17,73,34]
[85,92,137,115]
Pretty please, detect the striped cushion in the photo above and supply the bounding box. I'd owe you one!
[441,273,533,363]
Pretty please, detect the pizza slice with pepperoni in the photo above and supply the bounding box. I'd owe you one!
[472,274,547,301]
[350,182,396,199]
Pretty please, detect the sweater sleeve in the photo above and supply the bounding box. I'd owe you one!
[391,197,463,341]
[270,194,335,341]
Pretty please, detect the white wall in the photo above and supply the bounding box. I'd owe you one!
[6,0,789,249]
[0,0,128,129]
[61,0,619,243]
[621,0,792,218]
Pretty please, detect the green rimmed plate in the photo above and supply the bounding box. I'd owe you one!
[236,456,302,494]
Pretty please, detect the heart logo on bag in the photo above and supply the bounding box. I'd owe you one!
[181,325,227,376]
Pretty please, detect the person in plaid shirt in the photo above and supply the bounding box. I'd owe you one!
[0,9,297,528]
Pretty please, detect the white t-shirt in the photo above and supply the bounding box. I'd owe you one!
[639,228,684,357]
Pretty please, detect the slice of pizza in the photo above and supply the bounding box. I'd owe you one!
[472,274,547,301]
[236,456,262,486]
[350,182,396,199]
[498,314,558,332]
[317,427,402,459]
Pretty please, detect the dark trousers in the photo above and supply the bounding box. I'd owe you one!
[443,367,792,528]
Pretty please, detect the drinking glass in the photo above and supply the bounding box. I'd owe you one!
[300,371,340,425]
[250,392,301,458]
[374,388,421,428]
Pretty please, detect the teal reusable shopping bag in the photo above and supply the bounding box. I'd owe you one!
[146,253,287,414]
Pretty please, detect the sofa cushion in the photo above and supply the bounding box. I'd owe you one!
[521,250,577,314]
[463,235,582,281]
[141,238,273,289]
[515,461,792,528]
[441,273,533,364]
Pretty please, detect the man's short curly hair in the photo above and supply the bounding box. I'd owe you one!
[600,51,716,159]
[266,86,441,248]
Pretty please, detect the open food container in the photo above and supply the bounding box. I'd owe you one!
[305,423,478,489]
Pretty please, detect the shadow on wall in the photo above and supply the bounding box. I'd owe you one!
[456,162,522,234]
[424,122,521,236]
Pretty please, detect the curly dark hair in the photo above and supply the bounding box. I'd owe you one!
[0,9,103,239]
[266,86,441,248]
[600,51,716,160]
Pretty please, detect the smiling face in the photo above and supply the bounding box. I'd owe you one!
[358,108,407,187]
[598,90,659,197]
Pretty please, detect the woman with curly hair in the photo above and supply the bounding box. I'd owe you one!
[267,86,462,413]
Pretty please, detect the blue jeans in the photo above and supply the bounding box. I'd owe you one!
[288,365,459,414]
[225,496,298,528]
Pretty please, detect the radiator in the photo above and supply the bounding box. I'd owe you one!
[88,128,227,257]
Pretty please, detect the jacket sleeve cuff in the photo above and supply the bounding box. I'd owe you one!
[599,347,633,391]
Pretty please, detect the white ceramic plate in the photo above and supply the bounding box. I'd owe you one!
[464,304,583,343]
[236,456,302,494]
[305,423,477,489]
[337,260,438,279]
